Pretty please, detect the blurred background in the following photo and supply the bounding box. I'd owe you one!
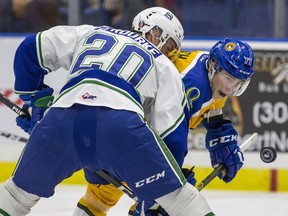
[0,0,287,38]
[0,0,288,196]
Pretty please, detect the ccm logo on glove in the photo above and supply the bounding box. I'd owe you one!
[209,134,238,147]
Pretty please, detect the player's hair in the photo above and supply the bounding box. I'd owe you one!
[132,7,184,51]
[208,38,255,96]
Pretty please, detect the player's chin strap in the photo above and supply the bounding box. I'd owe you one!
[149,28,164,50]
[206,60,215,82]
[232,78,251,96]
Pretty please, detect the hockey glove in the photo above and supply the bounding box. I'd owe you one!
[205,121,244,183]
[128,201,169,216]
[182,166,196,186]
[16,86,54,134]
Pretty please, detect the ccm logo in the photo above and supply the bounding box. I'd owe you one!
[209,135,237,147]
[135,171,165,188]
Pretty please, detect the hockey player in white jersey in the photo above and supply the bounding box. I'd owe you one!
[70,9,254,216]
[72,8,198,216]
[0,7,215,216]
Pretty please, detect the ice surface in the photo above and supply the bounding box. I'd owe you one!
[28,185,288,216]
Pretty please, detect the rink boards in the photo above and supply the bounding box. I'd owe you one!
[1,158,288,192]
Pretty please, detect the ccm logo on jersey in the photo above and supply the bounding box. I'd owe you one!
[135,170,165,188]
[209,135,238,147]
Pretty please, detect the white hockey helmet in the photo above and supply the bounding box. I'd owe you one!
[132,7,184,51]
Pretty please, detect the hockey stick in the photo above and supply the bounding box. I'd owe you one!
[0,92,30,118]
[196,132,259,191]
[96,170,169,215]
[0,93,258,214]
[96,170,137,201]
[0,130,28,143]
[95,134,257,215]
[0,92,167,215]
[0,93,30,143]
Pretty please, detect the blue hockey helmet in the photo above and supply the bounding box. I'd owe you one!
[208,38,255,96]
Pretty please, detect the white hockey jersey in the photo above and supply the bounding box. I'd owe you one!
[14,25,190,165]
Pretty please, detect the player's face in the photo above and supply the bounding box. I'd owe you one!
[210,70,244,98]
[148,29,178,59]
[160,38,178,58]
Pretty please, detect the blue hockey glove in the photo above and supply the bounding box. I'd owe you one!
[182,166,196,186]
[16,86,54,134]
[205,122,244,183]
[128,201,169,216]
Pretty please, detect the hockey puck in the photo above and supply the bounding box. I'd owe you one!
[260,147,277,163]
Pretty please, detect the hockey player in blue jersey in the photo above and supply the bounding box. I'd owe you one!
[70,37,255,215]
[130,37,255,215]
[0,7,215,216]
[72,7,254,215]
